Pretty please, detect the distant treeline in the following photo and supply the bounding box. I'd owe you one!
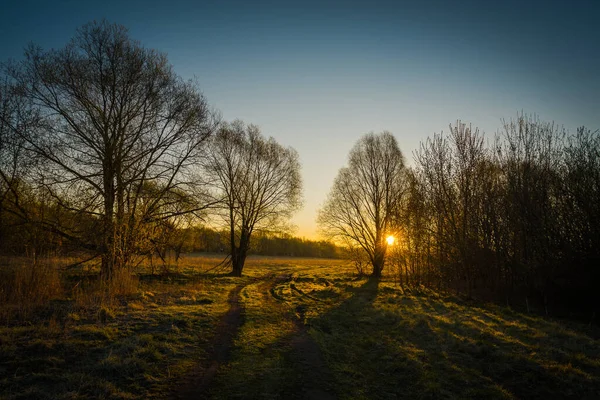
[173,227,342,259]
[393,116,599,317]
[0,218,341,260]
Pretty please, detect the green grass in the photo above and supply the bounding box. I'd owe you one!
[0,271,240,399]
[1,255,599,399]
[287,277,600,399]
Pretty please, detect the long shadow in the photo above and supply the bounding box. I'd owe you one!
[183,273,600,399]
[176,282,249,400]
[197,276,333,399]
[303,277,436,399]
[406,297,600,399]
[307,279,600,399]
[199,276,381,399]
[279,277,382,399]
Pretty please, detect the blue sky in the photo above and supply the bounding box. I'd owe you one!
[1,0,599,238]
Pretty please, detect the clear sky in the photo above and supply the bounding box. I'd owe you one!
[1,0,599,238]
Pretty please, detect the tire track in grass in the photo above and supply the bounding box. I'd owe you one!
[177,273,335,399]
[266,273,336,400]
[177,281,250,400]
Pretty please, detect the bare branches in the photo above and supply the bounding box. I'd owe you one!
[203,120,302,276]
[318,132,405,277]
[1,20,217,278]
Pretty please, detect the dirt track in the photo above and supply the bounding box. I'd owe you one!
[177,282,248,399]
[176,272,334,399]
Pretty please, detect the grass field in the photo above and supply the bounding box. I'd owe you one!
[1,255,599,399]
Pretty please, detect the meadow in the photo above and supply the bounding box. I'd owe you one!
[0,255,599,399]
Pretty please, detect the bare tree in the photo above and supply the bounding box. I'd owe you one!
[0,79,40,254]
[204,121,302,276]
[1,21,217,279]
[318,132,405,278]
[413,122,489,295]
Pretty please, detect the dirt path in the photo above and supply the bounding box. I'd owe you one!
[286,315,336,399]
[176,282,249,400]
[176,272,335,399]
[263,274,336,400]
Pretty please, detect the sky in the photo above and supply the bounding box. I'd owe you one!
[1,0,599,239]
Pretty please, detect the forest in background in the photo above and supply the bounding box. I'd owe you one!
[0,221,341,261]
[389,118,599,319]
[0,21,598,322]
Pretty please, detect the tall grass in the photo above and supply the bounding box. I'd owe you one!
[0,256,64,321]
[73,267,139,310]
[0,256,140,322]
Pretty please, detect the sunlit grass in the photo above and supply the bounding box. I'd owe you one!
[1,254,599,399]
[302,279,600,399]
[0,262,239,399]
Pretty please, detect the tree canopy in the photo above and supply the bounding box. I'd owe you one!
[1,20,217,279]
[318,132,405,277]
[203,121,302,276]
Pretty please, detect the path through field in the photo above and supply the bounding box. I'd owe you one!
[177,270,335,400]
[177,281,250,399]
[170,258,600,400]
[4,257,597,399]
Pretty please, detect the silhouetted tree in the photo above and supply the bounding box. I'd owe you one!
[318,132,405,277]
[413,122,489,295]
[203,121,302,276]
[401,114,599,317]
[1,20,217,279]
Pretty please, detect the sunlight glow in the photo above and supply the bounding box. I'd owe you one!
[386,235,395,246]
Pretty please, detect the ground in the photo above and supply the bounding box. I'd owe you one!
[1,255,599,399]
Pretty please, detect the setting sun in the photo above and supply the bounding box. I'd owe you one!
[386,235,395,245]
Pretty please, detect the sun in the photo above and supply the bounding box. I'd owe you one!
[386,235,395,246]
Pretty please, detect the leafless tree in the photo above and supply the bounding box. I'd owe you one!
[0,80,39,253]
[203,121,302,276]
[318,132,405,278]
[1,21,217,279]
[414,122,489,295]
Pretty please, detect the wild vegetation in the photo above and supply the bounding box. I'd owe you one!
[1,256,599,399]
[391,119,600,318]
[1,19,599,400]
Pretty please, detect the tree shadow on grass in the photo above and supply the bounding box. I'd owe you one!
[307,279,600,400]
[211,276,390,399]
[189,274,600,400]
[200,275,345,399]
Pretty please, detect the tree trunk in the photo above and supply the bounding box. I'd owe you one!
[101,210,116,281]
[102,163,116,281]
[231,248,247,277]
[231,256,244,277]
[231,230,250,277]
[371,244,386,278]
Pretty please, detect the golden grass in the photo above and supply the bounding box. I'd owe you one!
[1,254,599,399]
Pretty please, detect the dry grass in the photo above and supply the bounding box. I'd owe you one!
[0,256,66,322]
[0,255,240,399]
[1,254,599,399]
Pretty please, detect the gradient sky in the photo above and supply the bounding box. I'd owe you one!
[1,0,599,238]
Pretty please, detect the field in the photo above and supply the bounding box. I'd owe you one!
[1,255,599,399]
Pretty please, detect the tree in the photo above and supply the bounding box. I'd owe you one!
[0,79,39,254]
[318,132,405,278]
[204,121,302,276]
[413,122,489,295]
[1,20,217,279]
